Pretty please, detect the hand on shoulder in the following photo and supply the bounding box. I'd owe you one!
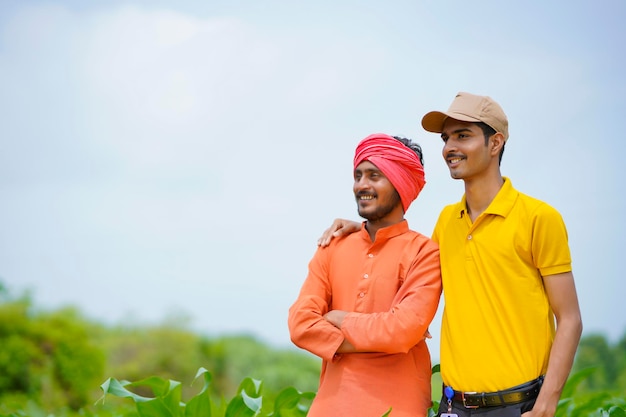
[317,219,361,247]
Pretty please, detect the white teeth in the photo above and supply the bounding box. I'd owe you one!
[360,195,374,200]
[449,157,462,164]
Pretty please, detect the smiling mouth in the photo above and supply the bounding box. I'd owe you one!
[448,157,464,164]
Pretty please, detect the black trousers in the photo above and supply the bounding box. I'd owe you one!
[436,396,537,417]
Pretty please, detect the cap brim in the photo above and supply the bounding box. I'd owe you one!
[421,111,482,134]
[421,111,448,133]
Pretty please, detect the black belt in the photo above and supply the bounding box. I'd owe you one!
[445,376,544,408]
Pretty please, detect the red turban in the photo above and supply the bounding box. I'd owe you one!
[353,133,426,213]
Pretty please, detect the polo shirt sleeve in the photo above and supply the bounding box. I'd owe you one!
[531,203,572,277]
[288,246,345,362]
[340,238,442,353]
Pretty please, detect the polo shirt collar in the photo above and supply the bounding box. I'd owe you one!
[456,177,518,219]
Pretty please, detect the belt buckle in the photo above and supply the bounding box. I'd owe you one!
[462,391,480,409]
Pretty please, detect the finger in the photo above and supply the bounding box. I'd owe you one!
[317,236,331,247]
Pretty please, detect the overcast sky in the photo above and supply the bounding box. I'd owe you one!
[1,0,624,358]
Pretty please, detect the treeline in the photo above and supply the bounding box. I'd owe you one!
[1,283,625,416]
[0,284,320,415]
[573,332,626,392]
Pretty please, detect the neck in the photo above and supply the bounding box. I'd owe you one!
[365,216,404,242]
[464,173,504,221]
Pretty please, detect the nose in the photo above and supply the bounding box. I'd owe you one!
[443,138,457,156]
[354,176,371,193]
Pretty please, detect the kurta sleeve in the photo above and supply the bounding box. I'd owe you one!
[340,237,442,353]
[288,246,345,361]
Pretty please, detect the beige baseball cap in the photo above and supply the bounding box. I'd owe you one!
[421,92,509,141]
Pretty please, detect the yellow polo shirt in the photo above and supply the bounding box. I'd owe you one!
[433,178,572,392]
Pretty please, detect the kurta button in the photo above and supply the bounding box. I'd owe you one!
[467,235,473,240]
[368,253,374,258]
[363,274,369,279]
[359,292,365,298]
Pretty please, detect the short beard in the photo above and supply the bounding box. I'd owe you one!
[357,191,402,222]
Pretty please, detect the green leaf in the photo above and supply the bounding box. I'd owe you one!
[185,368,214,417]
[429,400,440,417]
[98,376,184,417]
[272,387,301,411]
[136,399,181,417]
[241,389,263,413]
[186,393,212,417]
[192,367,213,392]
[270,387,316,417]
[431,364,440,375]
[379,407,392,417]
[237,377,263,397]
[98,377,153,404]
[561,367,597,398]
[225,395,259,417]
[609,406,626,417]
[223,377,264,417]
[127,376,181,398]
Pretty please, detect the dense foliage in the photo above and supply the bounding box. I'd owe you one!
[0,283,625,416]
[0,284,321,415]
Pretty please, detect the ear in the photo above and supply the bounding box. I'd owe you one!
[490,132,505,156]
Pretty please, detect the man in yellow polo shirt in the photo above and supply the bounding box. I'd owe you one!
[318,92,583,416]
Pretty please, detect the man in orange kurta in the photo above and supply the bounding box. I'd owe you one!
[288,133,442,417]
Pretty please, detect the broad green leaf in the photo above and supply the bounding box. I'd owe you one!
[192,367,213,394]
[127,378,183,416]
[429,400,440,417]
[186,392,212,417]
[271,387,315,417]
[136,399,181,417]
[431,364,440,375]
[224,395,258,417]
[272,387,301,411]
[237,377,263,397]
[99,376,184,417]
[555,397,573,417]
[99,377,153,404]
[224,378,264,417]
[127,376,181,398]
[241,389,263,414]
[185,368,214,417]
[561,367,596,398]
[609,406,626,417]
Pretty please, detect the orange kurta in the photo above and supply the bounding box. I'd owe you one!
[288,220,442,417]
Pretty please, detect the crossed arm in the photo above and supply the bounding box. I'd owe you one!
[288,224,441,361]
[323,310,357,352]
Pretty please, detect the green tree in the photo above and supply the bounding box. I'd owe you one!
[572,331,626,395]
[0,289,105,411]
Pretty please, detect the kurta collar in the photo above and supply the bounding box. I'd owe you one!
[359,219,409,242]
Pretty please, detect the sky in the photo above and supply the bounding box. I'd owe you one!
[1,0,624,358]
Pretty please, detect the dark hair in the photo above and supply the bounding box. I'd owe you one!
[392,136,424,166]
[476,122,505,165]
